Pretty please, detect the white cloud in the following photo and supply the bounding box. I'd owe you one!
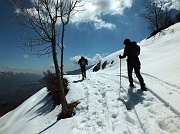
[14,0,133,30]
[168,0,180,10]
[94,18,116,30]
[154,0,180,10]
[56,54,105,72]
[70,55,82,64]
[23,54,29,59]
[88,54,102,65]
[72,0,133,29]
[7,66,16,71]
[0,65,31,73]
[49,63,54,68]
[70,54,102,65]
[65,54,103,72]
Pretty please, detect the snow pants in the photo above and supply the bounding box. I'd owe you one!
[80,65,86,79]
[127,59,145,88]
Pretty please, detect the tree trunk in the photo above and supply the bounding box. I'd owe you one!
[52,40,68,117]
[60,23,65,78]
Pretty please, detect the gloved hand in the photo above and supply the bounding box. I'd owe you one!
[119,55,123,59]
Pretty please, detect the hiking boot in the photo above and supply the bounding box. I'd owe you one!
[141,87,147,91]
[141,85,148,91]
[129,84,135,88]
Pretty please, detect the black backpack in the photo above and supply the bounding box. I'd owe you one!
[130,41,140,56]
[81,59,88,65]
[80,58,88,66]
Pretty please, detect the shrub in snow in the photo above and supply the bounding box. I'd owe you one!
[43,70,69,110]
[93,61,101,72]
[102,61,107,69]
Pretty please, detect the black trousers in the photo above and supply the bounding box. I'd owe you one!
[127,60,145,87]
[80,66,86,79]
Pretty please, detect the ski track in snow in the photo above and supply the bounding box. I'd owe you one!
[98,73,180,116]
[69,73,180,134]
[142,73,180,93]
[142,73,180,116]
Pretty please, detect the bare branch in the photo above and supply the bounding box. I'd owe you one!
[141,0,174,32]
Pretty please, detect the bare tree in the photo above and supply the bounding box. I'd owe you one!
[59,0,80,78]
[141,0,174,32]
[10,0,81,119]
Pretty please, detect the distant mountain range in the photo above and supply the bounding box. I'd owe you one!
[0,72,44,102]
[0,66,94,116]
[0,72,44,116]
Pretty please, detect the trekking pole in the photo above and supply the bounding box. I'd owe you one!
[118,58,122,100]
[133,71,136,89]
[120,58,122,89]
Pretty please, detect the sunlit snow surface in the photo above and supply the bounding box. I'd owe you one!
[1,23,180,134]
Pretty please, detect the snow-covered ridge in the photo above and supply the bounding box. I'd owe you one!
[95,22,180,86]
[0,23,180,134]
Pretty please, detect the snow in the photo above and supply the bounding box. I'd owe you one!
[1,23,180,134]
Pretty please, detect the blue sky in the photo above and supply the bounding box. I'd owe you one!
[0,0,179,74]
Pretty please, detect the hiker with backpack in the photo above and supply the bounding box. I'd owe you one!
[119,39,147,91]
[78,56,88,80]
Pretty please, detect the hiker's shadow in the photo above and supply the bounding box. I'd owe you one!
[73,79,83,83]
[124,88,144,110]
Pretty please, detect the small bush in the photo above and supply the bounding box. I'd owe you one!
[102,61,107,69]
[93,61,101,72]
[43,70,69,109]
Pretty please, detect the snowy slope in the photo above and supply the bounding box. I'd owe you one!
[0,23,180,134]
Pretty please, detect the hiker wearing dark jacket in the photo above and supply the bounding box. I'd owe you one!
[78,56,88,80]
[119,39,147,91]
